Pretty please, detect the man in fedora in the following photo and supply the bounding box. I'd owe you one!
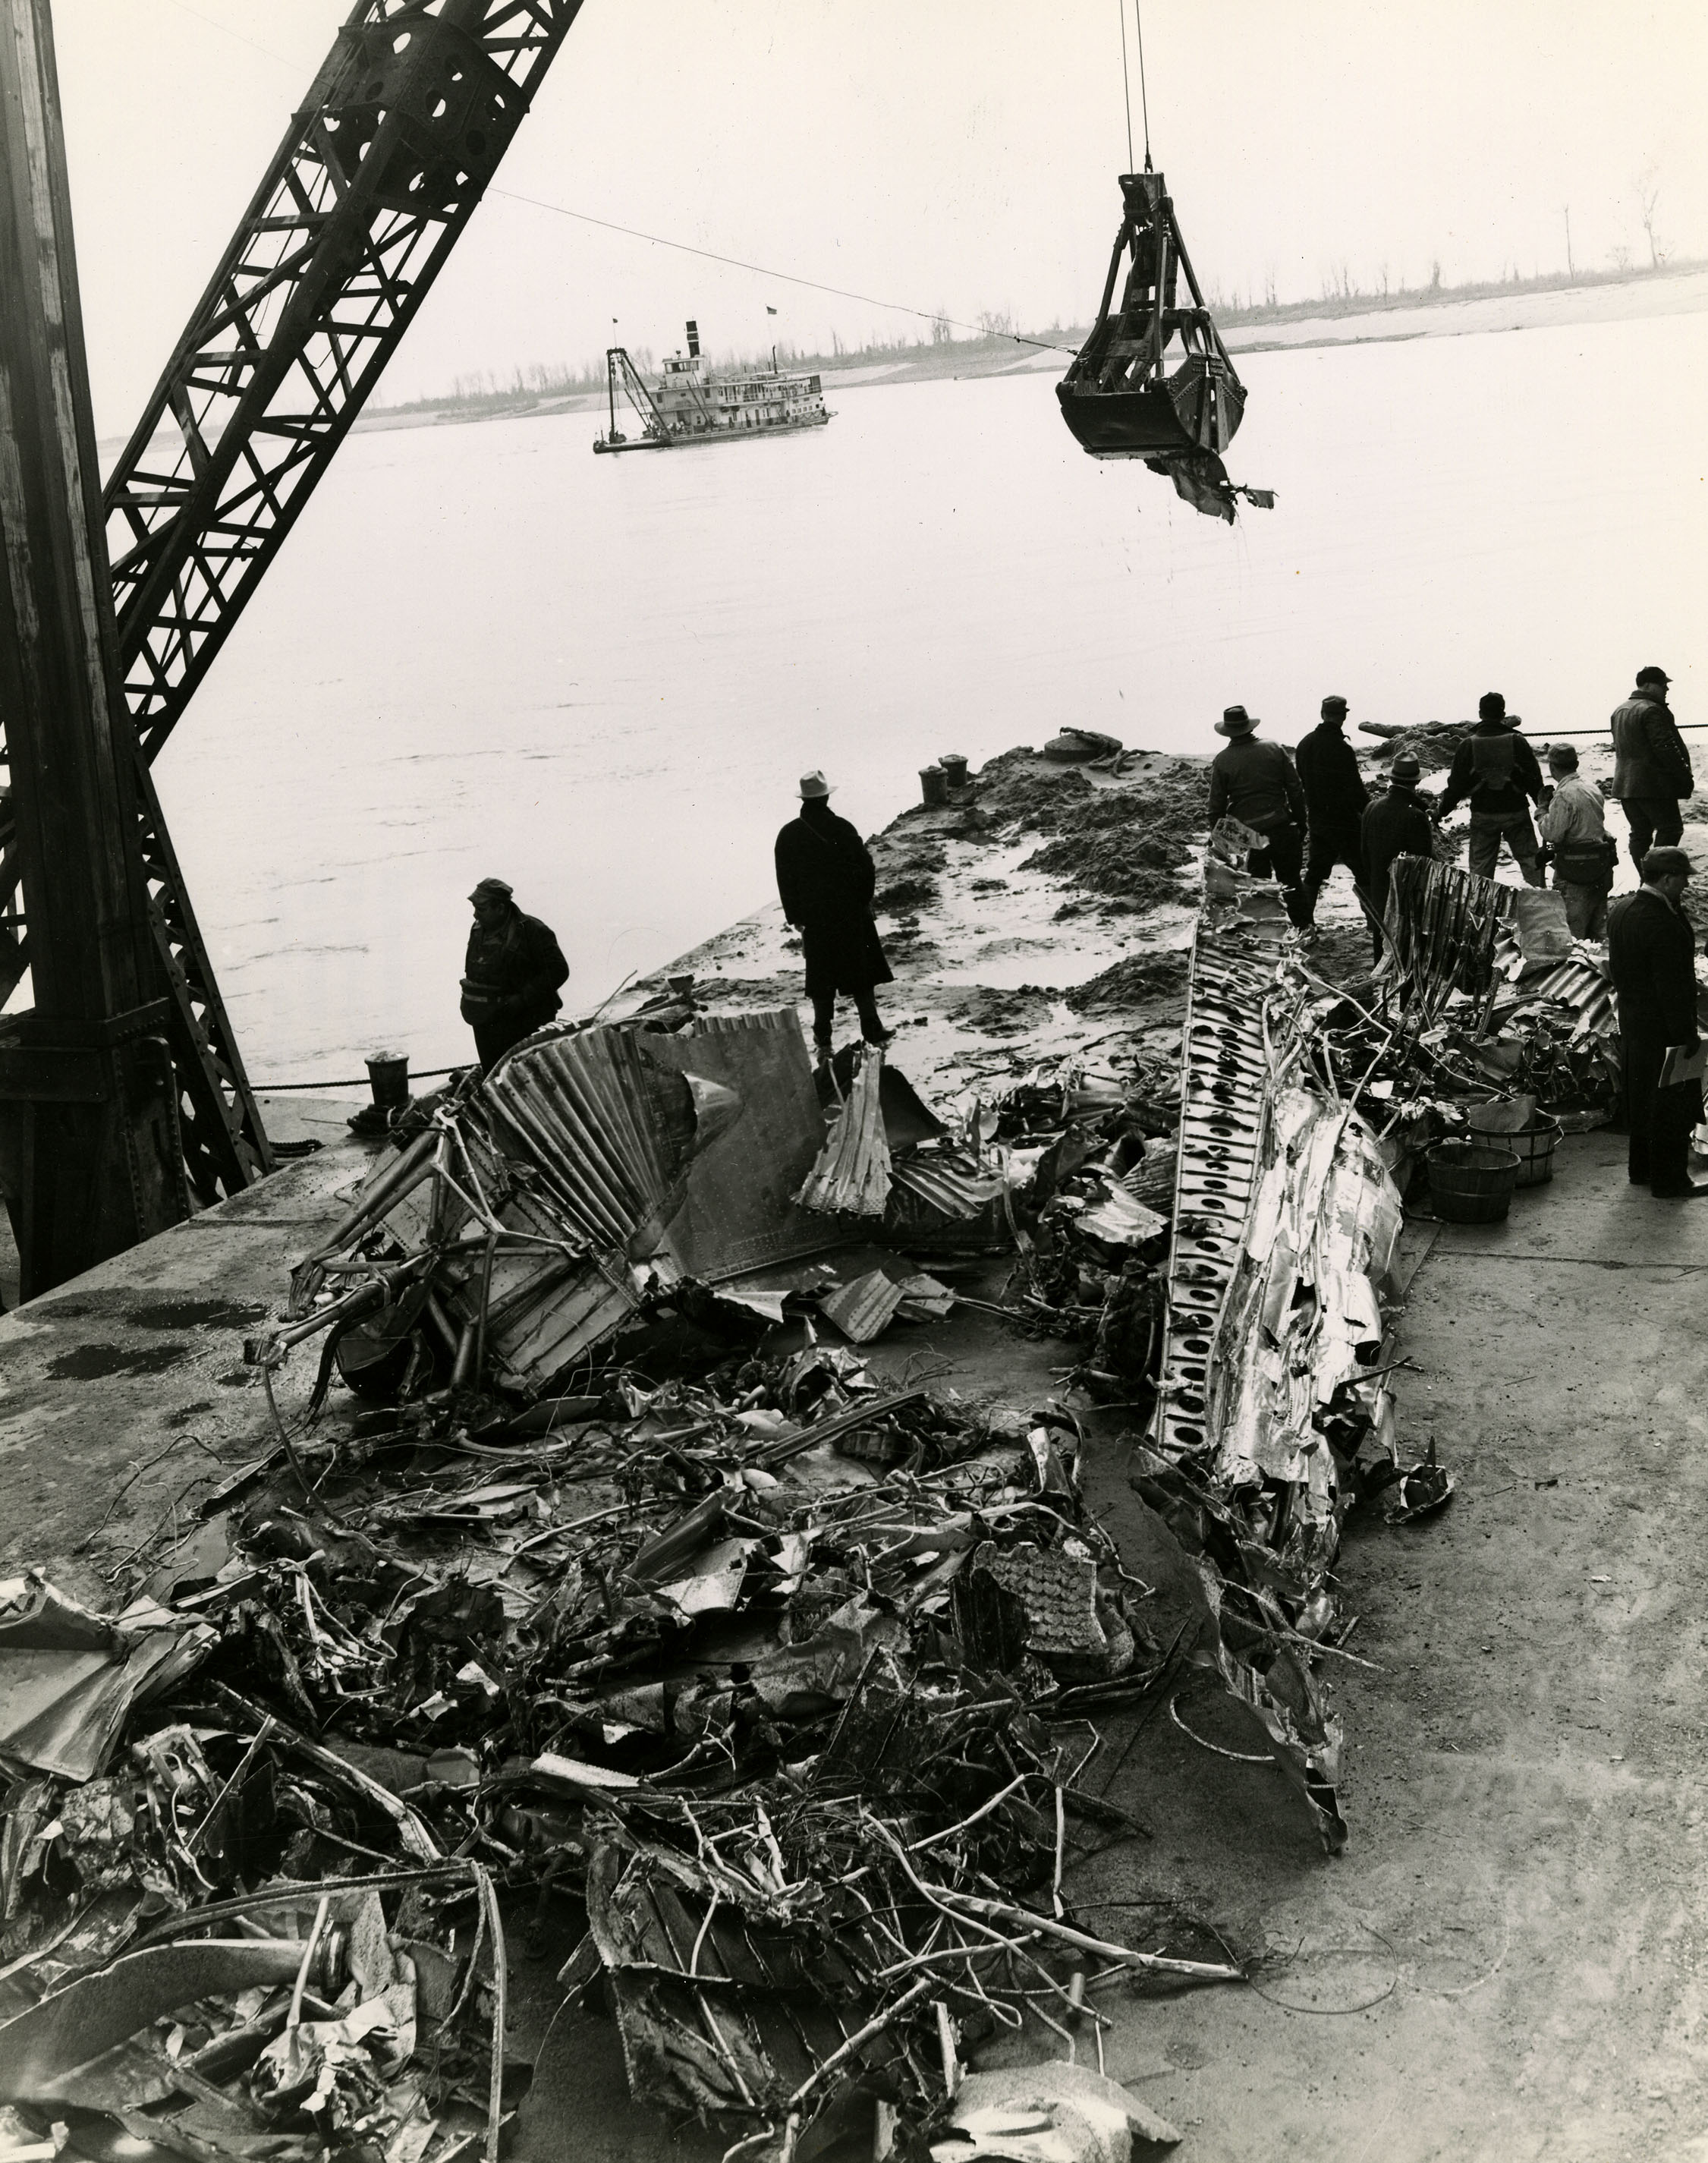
[775,771,893,1063]
[1610,666,1692,875]
[459,877,570,1070]
[1206,706,1309,925]
[1360,751,1435,961]
[1608,846,1706,1198]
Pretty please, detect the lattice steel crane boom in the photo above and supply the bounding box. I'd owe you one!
[2,0,585,1235]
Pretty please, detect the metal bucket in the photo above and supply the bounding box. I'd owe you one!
[1426,1140,1520,1224]
[920,763,948,808]
[940,751,969,789]
[365,1050,410,1109]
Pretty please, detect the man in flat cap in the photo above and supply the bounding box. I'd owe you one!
[459,877,570,1070]
[775,770,893,1063]
[1360,752,1435,961]
[1610,666,1693,875]
[1294,694,1370,928]
[1607,846,1706,1199]
[1206,707,1309,924]
[1435,691,1545,884]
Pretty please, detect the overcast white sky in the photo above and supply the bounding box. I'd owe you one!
[50,0,1708,433]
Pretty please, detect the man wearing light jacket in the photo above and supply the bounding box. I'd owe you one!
[1537,744,1616,940]
[1610,666,1693,874]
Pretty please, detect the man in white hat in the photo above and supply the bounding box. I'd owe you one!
[775,771,893,1063]
[1206,706,1310,924]
[459,877,569,1069]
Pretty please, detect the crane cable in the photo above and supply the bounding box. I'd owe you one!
[489,188,1078,357]
[1134,0,1153,172]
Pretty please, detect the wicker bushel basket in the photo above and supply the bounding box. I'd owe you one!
[1426,1140,1521,1224]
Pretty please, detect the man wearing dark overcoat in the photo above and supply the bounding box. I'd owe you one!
[775,770,893,1062]
[1294,694,1370,927]
[459,877,570,1070]
[1607,847,1706,1200]
[1610,665,1693,874]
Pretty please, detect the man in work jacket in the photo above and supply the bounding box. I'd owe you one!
[1537,743,1616,940]
[459,877,571,1070]
[775,769,893,1061]
[1360,752,1435,962]
[1206,707,1309,925]
[1294,694,1370,927]
[1435,692,1544,885]
[1610,666,1693,874]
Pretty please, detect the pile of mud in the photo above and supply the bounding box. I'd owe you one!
[945,985,1061,1037]
[1364,720,1473,774]
[1022,821,1193,913]
[975,748,1207,844]
[1064,949,1190,1015]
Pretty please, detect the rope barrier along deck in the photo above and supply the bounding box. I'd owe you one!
[255,1066,466,1093]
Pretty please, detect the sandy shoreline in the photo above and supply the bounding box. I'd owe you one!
[347,263,1708,436]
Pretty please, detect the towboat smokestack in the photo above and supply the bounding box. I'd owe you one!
[686,320,700,359]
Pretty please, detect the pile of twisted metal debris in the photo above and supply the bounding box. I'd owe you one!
[0,833,1628,2160]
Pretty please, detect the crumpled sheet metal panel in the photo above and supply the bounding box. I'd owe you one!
[1150,872,1410,1853]
[1209,1091,1401,1500]
[1382,855,1512,1021]
[797,1049,892,1218]
[646,1009,851,1279]
[385,1122,637,1396]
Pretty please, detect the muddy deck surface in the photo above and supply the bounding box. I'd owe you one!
[0,1097,376,1604]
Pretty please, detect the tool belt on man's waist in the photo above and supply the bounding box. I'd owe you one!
[460,974,505,1022]
[1552,838,1617,889]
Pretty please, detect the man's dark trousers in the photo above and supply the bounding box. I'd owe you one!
[1301,823,1367,922]
[1621,798,1684,874]
[1248,822,1307,925]
[1623,1033,1703,1194]
[473,1008,552,1070]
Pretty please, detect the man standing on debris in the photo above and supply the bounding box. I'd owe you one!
[1608,847,1706,1200]
[1206,707,1309,925]
[1537,744,1616,940]
[775,771,893,1063]
[1435,692,1545,885]
[459,877,570,1070]
[1294,694,1370,929]
[1360,752,1435,960]
[1610,666,1693,875]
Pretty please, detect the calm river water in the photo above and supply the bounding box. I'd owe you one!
[151,306,1708,1085]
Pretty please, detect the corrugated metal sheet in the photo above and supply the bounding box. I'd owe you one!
[1382,855,1511,1020]
[387,1119,637,1396]
[797,1049,891,1217]
[888,1155,1007,1218]
[485,1026,709,1254]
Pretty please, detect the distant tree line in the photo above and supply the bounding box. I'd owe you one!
[374,241,1700,418]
